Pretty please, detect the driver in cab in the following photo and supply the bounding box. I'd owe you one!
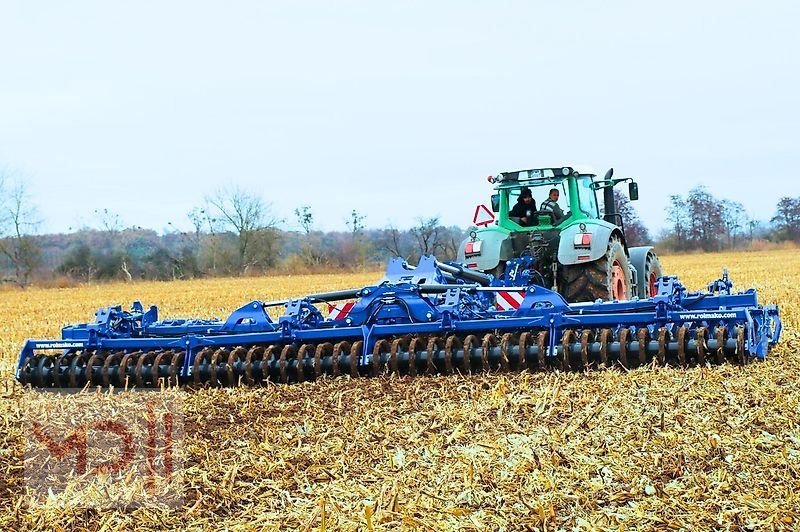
[509,187,536,226]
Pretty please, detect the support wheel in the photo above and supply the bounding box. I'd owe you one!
[562,235,630,302]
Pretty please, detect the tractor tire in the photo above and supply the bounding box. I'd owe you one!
[641,252,663,298]
[562,235,631,302]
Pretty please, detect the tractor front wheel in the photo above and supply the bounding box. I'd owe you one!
[642,252,663,298]
[628,247,664,298]
[562,235,630,302]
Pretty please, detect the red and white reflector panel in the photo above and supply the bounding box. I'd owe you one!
[495,290,526,311]
[464,240,482,256]
[573,233,592,247]
[326,301,355,320]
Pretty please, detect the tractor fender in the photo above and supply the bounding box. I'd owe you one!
[557,220,626,266]
[457,227,514,271]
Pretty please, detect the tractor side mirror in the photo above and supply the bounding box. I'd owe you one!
[490,194,500,212]
[628,182,639,201]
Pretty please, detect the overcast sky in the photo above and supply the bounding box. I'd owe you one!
[1,1,798,236]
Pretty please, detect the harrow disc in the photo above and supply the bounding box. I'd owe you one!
[17,325,750,389]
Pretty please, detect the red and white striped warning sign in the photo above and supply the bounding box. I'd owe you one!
[327,301,355,320]
[472,204,495,227]
[495,291,526,311]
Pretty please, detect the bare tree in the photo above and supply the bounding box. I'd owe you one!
[346,209,367,238]
[377,225,407,258]
[438,226,462,260]
[294,205,314,234]
[94,208,123,235]
[720,199,747,249]
[345,209,369,268]
[207,187,281,273]
[92,208,133,280]
[667,194,690,250]
[292,205,328,267]
[376,222,461,262]
[410,217,444,259]
[188,206,226,273]
[666,188,724,251]
[686,186,725,251]
[771,196,800,242]
[0,179,41,287]
[612,189,650,246]
[187,207,205,243]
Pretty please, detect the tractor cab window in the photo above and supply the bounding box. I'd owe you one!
[507,187,540,206]
[536,182,567,217]
[506,181,569,226]
[576,176,599,218]
[510,182,567,206]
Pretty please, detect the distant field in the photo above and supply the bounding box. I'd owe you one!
[1,249,798,530]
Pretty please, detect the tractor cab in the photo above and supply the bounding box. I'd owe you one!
[489,167,600,231]
[460,165,650,301]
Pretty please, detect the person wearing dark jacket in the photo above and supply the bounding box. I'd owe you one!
[509,187,537,226]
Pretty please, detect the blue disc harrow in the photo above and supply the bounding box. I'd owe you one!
[16,257,782,389]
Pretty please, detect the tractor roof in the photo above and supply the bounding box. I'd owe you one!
[490,165,597,189]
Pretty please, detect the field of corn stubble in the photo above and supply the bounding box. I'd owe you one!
[0,249,798,530]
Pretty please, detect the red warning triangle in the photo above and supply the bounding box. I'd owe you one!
[472,204,495,227]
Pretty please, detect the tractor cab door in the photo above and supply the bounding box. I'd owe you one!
[574,175,600,220]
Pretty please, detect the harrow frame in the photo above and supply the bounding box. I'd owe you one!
[16,257,782,388]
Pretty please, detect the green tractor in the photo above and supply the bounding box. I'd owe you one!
[457,166,663,302]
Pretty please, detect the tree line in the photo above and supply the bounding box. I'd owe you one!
[1,173,798,287]
[0,177,467,286]
[660,185,800,252]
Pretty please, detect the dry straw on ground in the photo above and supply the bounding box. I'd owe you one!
[0,249,798,530]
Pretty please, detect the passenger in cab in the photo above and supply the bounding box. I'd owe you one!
[540,188,565,223]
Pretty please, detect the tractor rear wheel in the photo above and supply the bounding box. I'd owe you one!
[562,235,630,302]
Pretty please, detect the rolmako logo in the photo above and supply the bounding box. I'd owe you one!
[678,311,739,320]
[33,341,85,349]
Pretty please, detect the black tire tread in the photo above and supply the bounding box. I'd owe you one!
[562,236,628,302]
